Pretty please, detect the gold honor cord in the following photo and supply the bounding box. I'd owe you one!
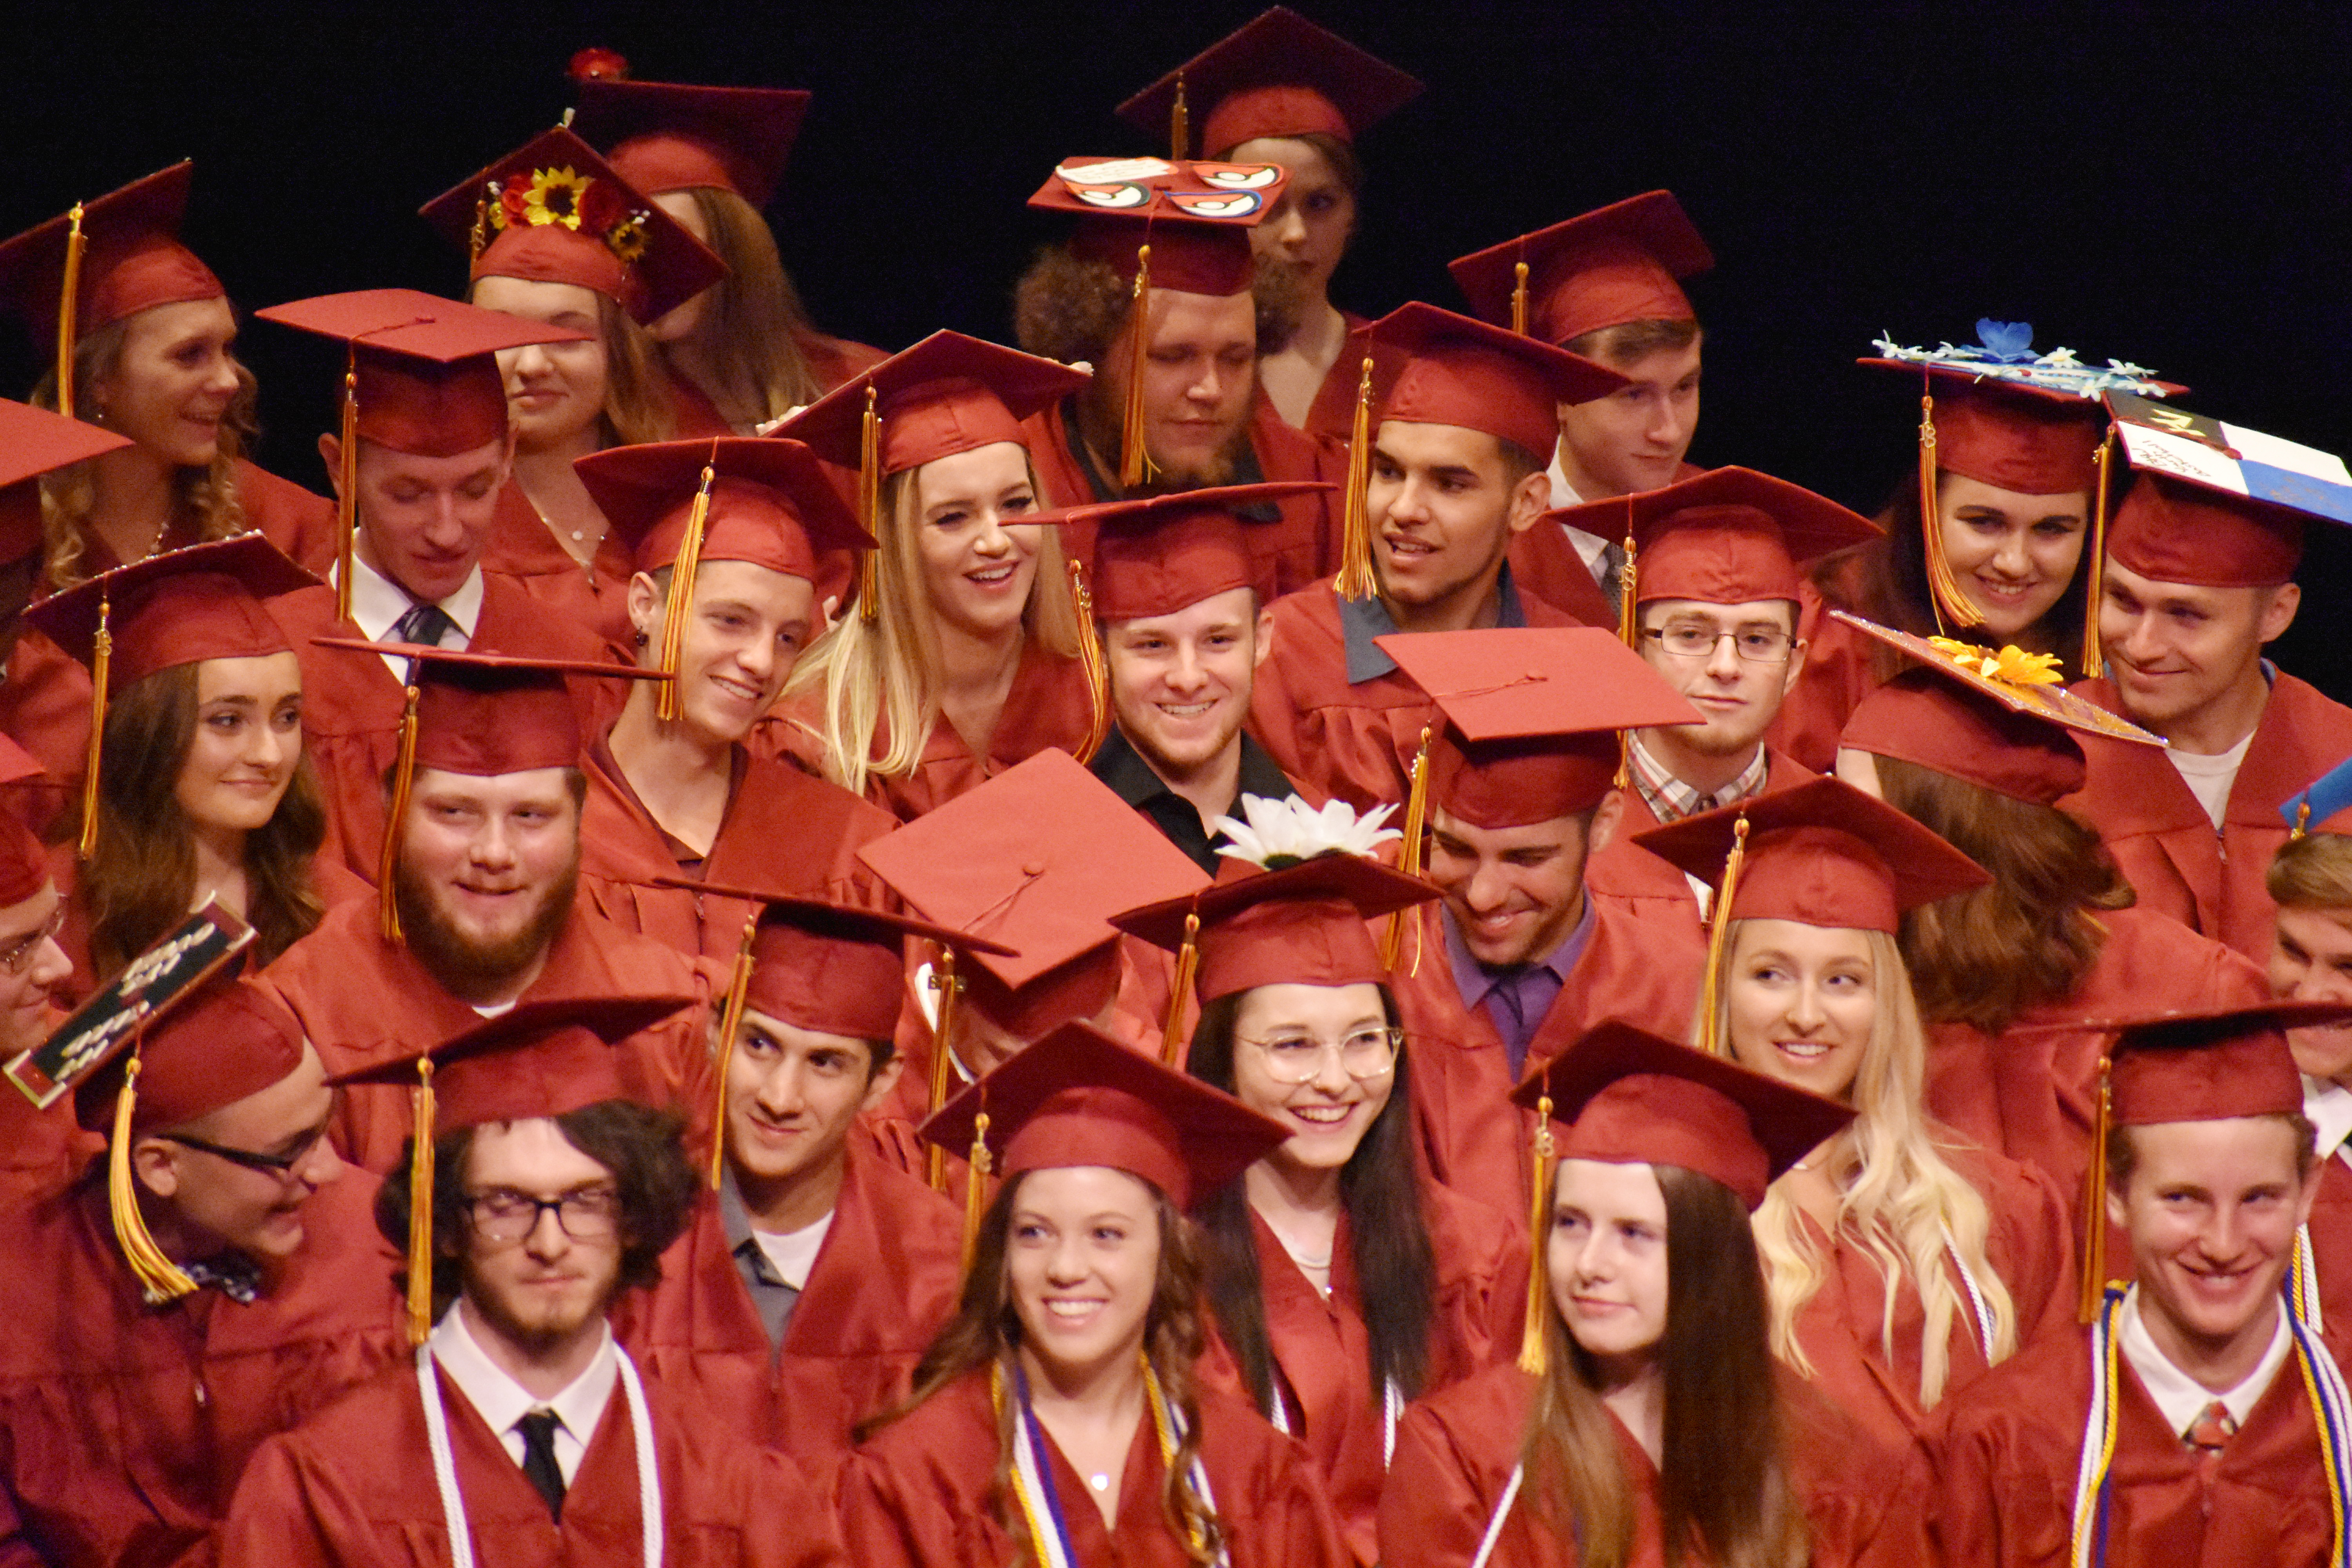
[404,1058,436,1344]
[1333,356,1379,600]
[77,594,111,859]
[55,203,84,419]
[927,949,962,1192]
[708,908,760,1191]
[1517,1094,1553,1375]
[859,384,882,624]
[655,453,719,722]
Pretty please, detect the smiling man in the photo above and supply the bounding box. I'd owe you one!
[2064,465,2352,961]
[1928,1003,2352,1566]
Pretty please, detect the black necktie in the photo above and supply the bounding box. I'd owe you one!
[515,1410,566,1521]
[390,600,459,650]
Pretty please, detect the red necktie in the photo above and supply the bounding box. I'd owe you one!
[2185,1399,2238,1452]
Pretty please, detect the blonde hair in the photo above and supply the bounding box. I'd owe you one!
[781,454,1081,797]
[1708,921,2018,1410]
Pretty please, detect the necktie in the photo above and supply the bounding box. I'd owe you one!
[390,601,460,650]
[516,1410,566,1521]
[2184,1398,2238,1452]
[1596,540,1627,617]
[1482,965,1564,1078]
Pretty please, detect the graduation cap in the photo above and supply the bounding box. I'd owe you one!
[327,993,695,1341]
[24,535,319,857]
[570,69,811,209]
[1448,191,1713,347]
[1116,6,1423,160]
[254,288,592,620]
[2284,757,2352,838]
[575,435,872,717]
[419,125,726,325]
[0,163,223,420]
[1060,480,1332,620]
[0,397,132,578]
[1832,609,2163,805]
[1632,776,1989,1053]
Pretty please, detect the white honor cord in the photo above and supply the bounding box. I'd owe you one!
[1468,1462,1524,1568]
[2299,1222,2326,1334]
[417,1343,667,1566]
[1384,1377,1402,1468]
[1943,1224,1996,1359]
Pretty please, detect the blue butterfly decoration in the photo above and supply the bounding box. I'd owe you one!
[1973,320,2036,362]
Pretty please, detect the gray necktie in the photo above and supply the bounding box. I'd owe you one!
[389,601,459,649]
[1596,540,1626,617]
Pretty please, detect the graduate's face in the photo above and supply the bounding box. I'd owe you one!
[2111,1116,2314,1362]
[342,435,510,607]
[1553,338,1701,501]
[912,442,1043,642]
[1724,919,1877,1105]
[173,653,302,838]
[0,881,72,1055]
[1231,136,1354,301]
[1935,473,2090,641]
[1635,598,1804,760]
[1426,800,1615,969]
[2268,906,2352,1083]
[475,276,610,454]
[88,297,243,470]
[1228,982,1394,1178]
[1368,421,1544,622]
[459,1118,626,1351]
[143,1042,343,1263]
[1102,587,1272,784]
[1548,1158,1670,1369]
[396,767,580,991]
[2096,559,2298,736]
[626,559,814,744]
[724,1009,898,1194]
[1102,287,1256,486]
[1006,1166,1161,1387]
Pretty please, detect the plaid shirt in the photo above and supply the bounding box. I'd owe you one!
[1626,733,1770,823]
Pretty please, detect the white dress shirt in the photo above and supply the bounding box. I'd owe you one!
[2306,1076,2352,1172]
[2116,1283,2292,1437]
[334,555,485,682]
[1541,459,1616,583]
[429,1302,617,1486]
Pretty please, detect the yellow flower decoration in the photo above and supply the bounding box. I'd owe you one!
[605,213,650,263]
[1928,637,2064,688]
[521,167,593,231]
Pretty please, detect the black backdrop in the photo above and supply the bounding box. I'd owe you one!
[3,1,2345,683]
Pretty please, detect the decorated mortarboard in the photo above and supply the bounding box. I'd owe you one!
[1448,191,1713,347]
[1116,6,1424,160]
[2101,391,2352,591]
[0,164,223,422]
[327,993,695,1342]
[419,125,726,325]
[568,57,811,209]
[1060,481,1332,621]
[1545,466,1879,647]
[23,534,319,857]
[2283,756,2352,838]
[255,288,593,620]
[1832,609,2163,805]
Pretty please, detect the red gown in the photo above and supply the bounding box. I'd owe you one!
[1926,1315,2341,1566]
[216,1353,842,1568]
[2064,671,2352,962]
[260,895,717,1172]
[1768,577,1888,774]
[477,482,640,654]
[610,1141,964,1485]
[235,456,341,575]
[837,1366,1348,1568]
[1297,311,1379,445]
[2308,1154,2352,1368]
[0,1170,403,1568]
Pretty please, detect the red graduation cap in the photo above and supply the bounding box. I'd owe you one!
[776,330,1092,480]
[2098,1001,2343,1128]
[1857,357,2120,498]
[1448,191,1713,347]
[2105,469,2317,590]
[73,976,306,1137]
[1061,481,1331,620]
[1368,301,1629,460]
[419,126,726,325]
[0,398,132,564]
[577,434,872,580]
[1028,156,1285,297]
[1544,465,1880,615]
[1116,6,1424,159]
[570,73,811,209]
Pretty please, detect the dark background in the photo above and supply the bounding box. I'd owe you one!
[3,2,2346,682]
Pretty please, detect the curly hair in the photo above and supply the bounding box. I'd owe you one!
[1012,245,1307,370]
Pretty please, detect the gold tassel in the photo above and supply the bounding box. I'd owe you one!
[1333,356,1378,601]
[1170,75,1189,160]
[1517,1094,1553,1375]
[1068,559,1111,764]
[405,1059,436,1345]
[1118,246,1153,489]
[1918,386,1983,632]
[334,349,359,624]
[927,949,962,1192]
[655,448,719,722]
[55,203,85,419]
[109,1054,197,1304]
[468,190,492,267]
[960,1107,991,1275]
[858,385,882,624]
[378,682,421,941]
[2296,800,2313,840]
[2081,430,2114,680]
[1381,728,1433,967]
[1510,260,1529,338]
[707,908,760,1190]
[76,593,110,860]
[1615,506,1639,650]
[1161,913,1201,1068]
[2079,1052,2112,1325]
[1697,814,1751,1056]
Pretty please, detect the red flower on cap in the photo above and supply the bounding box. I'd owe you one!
[568,46,630,81]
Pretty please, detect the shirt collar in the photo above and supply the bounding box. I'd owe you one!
[2305,1075,2352,1169]
[1626,732,1770,824]
[1442,890,1595,1007]
[1340,564,1528,685]
[338,552,486,643]
[430,1300,618,1446]
[2116,1282,2293,1436]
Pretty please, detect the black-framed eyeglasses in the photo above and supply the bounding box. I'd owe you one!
[462,1185,622,1244]
[0,906,65,976]
[1640,625,1795,663]
[158,1120,332,1178]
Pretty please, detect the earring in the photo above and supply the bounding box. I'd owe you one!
[633,628,649,648]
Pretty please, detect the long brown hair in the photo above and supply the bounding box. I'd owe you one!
[30,315,258,591]
[594,292,675,448]
[664,186,830,421]
[1523,1163,1806,1568]
[1875,753,2131,1031]
[860,1173,1225,1566]
[77,661,327,976]
[1185,985,1437,1411]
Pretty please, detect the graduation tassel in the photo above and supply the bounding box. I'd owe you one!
[707,908,760,1191]
[468,189,494,267]
[1068,560,1111,764]
[1169,75,1189,160]
[109,1054,197,1304]
[2081,430,2114,680]
[858,385,882,624]
[1918,384,1983,633]
[378,682,421,942]
[1615,503,1640,650]
[1380,729,1432,969]
[1118,246,1154,489]
[1333,356,1379,601]
[334,348,359,624]
[1160,914,1201,1068]
[959,1108,991,1276]
[926,949,962,1192]
[1517,1095,1553,1375]
[656,448,719,722]
[54,203,84,419]
[2078,1053,2112,1325]
[2296,799,2314,840]
[405,1060,436,1345]
[1510,260,1529,338]
[1697,814,1751,1056]
[76,593,110,860]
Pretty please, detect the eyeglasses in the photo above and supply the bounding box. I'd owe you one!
[1641,625,1795,663]
[0,906,65,976]
[1240,1026,1403,1085]
[159,1120,332,1179]
[462,1185,621,1244]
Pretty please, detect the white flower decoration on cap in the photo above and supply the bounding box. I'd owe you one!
[1214,794,1400,871]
